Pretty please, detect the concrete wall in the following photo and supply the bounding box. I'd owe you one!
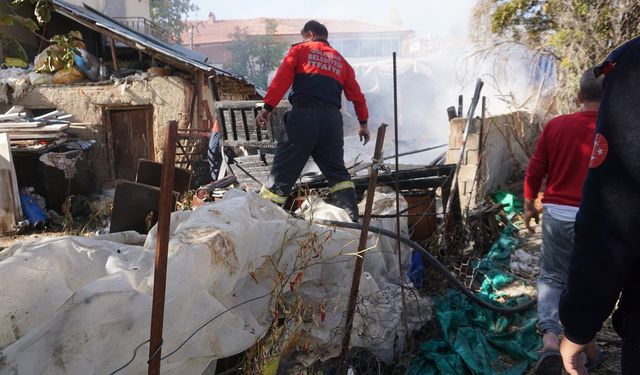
[446,111,540,210]
[16,76,196,187]
[64,0,151,19]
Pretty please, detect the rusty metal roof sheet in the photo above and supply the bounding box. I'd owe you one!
[53,0,246,79]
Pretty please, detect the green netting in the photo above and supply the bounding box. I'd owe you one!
[493,191,524,220]
[409,228,540,375]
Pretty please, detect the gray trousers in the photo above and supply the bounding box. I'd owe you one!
[537,207,575,335]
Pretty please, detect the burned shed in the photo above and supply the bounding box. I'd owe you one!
[3,0,257,213]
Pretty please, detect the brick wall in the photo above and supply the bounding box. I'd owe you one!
[446,111,541,210]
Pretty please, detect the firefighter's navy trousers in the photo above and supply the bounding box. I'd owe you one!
[261,105,355,205]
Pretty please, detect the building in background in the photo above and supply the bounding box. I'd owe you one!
[182,13,414,67]
[63,0,178,43]
[63,0,151,18]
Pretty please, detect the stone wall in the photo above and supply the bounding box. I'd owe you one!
[14,76,206,188]
[446,111,541,210]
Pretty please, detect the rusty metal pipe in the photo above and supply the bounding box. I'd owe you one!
[392,52,410,344]
[148,121,178,375]
[338,123,388,374]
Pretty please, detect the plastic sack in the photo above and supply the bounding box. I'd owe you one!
[33,45,67,73]
[52,66,86,85]
[73,48,99,81]
[27,71,53,85]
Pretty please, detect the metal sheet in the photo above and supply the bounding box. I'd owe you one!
[52,0,230,74]
[110,180,177,234]
[135,158,192,193]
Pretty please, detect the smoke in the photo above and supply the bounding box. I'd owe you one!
[338,37,479,166]
[338,40,557,167]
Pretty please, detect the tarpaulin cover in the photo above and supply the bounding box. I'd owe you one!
[493,191,524,217]
[409,228,539,374]
[0,190,431,374]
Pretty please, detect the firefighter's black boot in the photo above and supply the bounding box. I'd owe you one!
[331,188,359,222]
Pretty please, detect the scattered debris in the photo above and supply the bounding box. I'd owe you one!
[0,191,431,374]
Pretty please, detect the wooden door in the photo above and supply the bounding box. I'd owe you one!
[0,133,21,233]
[108,107,154,181]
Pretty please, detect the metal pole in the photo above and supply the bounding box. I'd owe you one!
[442,79,484,252]
[349,143,448,175]
[392,52,410,345]
[148,121,178,375]
[338,123,388,374]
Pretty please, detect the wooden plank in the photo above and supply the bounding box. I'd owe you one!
[0,121,43,128]
[1,124,69,133]
[7,133,65,140]
[33,110,60,120]
[5,106,23,114]
[0,112,26,121]
[110,38,119,71]
[0,133,22,230]
[0,169,16,233]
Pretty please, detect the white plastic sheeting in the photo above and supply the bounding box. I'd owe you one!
[0,190,431,374]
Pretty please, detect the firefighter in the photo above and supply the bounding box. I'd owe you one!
[559,36,640,375]
[255,20,370,221]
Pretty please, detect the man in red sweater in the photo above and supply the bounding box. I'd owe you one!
[524,69,603,374]
[255,20,369,221]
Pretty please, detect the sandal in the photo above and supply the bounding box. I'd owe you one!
[585,346,604,371]
[535,350,563,375]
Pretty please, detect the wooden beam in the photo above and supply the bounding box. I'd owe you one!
[0,133,22,231]
[109,37,119,71]
[195,70,204,129]
[148,121,178,375]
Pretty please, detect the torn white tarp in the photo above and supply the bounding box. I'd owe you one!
[39,150,83,178]
[0,190,431,374]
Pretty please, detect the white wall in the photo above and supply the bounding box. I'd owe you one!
[64,0,151,19]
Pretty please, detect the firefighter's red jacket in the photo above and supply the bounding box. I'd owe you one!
[263,40,369,123]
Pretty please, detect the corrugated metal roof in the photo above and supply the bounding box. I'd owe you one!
[53,0,244,76]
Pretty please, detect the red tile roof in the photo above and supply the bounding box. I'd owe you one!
[182,18,412,45]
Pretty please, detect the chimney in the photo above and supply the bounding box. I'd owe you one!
[208,12,216,23]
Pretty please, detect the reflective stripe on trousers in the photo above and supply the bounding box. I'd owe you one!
[260,185,287,204]
[329,180,355,193]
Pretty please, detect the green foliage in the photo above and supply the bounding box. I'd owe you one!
[7,0,52,25]
[49,31,80,69]
[0,0,80,69]
[225,19,288,89]
[149,0,198,43]
[475,0,640,113]
[33,0,53,24]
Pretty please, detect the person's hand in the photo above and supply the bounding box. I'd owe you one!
[560,336,589,375]
[359,124,370,145]
[255,109,271,129]
[524,198,539,233]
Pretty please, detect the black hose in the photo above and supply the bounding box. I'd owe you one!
[316,219,536,314]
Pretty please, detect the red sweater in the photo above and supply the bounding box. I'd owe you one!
[524,111,597,206]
